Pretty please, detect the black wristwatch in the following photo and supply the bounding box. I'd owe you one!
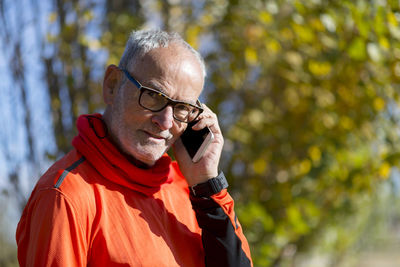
[190,171,229,198]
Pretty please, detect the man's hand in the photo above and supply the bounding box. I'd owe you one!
[173,104,224,186]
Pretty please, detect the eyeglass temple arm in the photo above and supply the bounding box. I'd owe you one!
[196,99,203,109]
[122,69,142,89]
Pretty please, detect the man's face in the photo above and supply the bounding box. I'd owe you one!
[105,44,204,166]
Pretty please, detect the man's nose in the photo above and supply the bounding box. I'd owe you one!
[151,105,174,130]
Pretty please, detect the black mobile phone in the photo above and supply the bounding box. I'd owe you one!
[180,121,214,163]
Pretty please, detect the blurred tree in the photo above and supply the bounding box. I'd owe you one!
[193,0,400,266]
[44,0,144,155]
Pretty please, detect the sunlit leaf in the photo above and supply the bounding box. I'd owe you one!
[373,97,385,111]
[347,37,367,60]
[379,162,391,179]
[186,25,200,50]
[253,158,267,175]
[308,146,321,164]
[258,11,272,24]
[245,47,258,65]
[308,60,332,77]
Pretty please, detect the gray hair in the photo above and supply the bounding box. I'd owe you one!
[119,29,206,78]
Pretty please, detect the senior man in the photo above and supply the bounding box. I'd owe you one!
[16,29,252,267]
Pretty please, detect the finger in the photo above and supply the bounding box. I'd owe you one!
[192,106,219,130]
[193,115,221,135]
[192,104,224,148]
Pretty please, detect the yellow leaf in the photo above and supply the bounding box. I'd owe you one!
[253,158,267,174]
[48,12,57,23]
[265,39,281,53]
[340,116,354,130]
[310,18,324,32]
[388,12,398,27]
[308,60,332,76]
[373,97,385,111]
[379,37,390,50]
[83,10,94,21]
[293,160,312,176]
[308,146,321,164]
[186,26,200,50]
[299,160,311,175]
[379,162,391,179]
[245,47,258,65]
[259,11,272,24]
[293,24,314,43]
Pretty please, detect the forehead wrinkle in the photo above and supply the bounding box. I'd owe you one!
[144,80,169,95]
[145,78,197,105]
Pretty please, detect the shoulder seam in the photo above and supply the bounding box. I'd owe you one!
[54,157,86,188]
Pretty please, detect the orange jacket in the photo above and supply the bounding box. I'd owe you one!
[16,114,252,266]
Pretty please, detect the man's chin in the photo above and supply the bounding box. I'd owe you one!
[130,148,168,167]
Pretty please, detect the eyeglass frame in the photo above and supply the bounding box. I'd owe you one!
[120,68,204,123]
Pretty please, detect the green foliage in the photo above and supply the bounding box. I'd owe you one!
[189,0,400,265]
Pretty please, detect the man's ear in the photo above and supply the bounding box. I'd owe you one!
[103,64,122,105]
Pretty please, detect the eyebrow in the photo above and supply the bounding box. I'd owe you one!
[143,82,197,106]
[144,82,168,95]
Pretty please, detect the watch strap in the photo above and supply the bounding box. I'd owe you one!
[190,171,229,198]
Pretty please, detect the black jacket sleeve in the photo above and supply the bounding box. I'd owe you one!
[190,192,252,267]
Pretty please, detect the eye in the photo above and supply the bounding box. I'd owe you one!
[175,104,191,112]
[143,89,159,98]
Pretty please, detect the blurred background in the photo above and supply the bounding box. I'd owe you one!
[1,0,400,266]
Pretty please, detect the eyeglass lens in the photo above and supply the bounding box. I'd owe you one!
[140,89,200,122]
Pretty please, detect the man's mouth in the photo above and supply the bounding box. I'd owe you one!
[142,130,170,141]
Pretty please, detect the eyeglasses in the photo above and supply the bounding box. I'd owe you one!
[121,69,203,123]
